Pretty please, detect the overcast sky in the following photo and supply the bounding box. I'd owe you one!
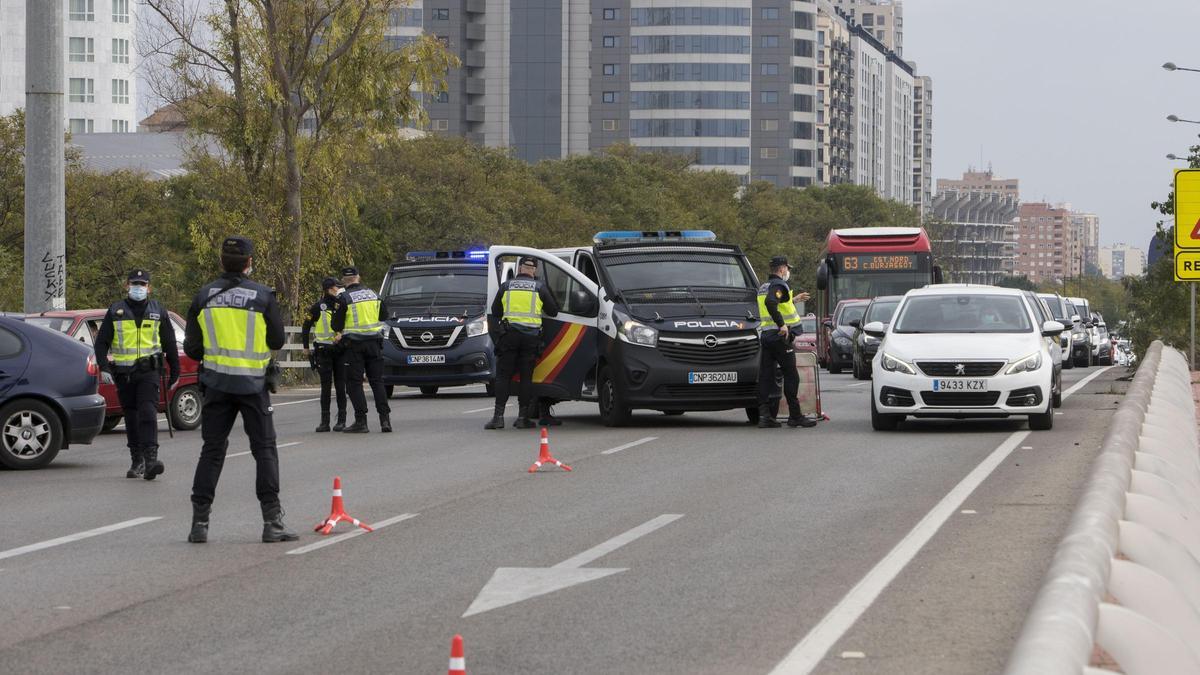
[904,0,1200,249]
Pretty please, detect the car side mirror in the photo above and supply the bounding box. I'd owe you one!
[1042,320,1065,337]
[863,321,886,338]
[822,319,834,329]
[1070,314,1081,323]
[848,319,861,329]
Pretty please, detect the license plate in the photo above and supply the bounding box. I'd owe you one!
[407,354,446,365]
[688,372,737,384]
[932,379,986,391]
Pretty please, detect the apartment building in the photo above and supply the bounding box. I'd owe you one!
[1099,243,1147,279]
[930,189,1018,284]
[0,0,138,133]
[830,0,901,56]
[815,1,853,185]
[1069,211,1101,273]
[936,169,1019,198]
[1015,202,1077,283]
[846,22,911,202]
[912,72,932,216]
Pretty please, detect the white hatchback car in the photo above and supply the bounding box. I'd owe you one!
[864,285,1065,431]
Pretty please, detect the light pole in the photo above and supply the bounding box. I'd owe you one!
[1167,114,1200,124]
[1164,62,1200,74]
[1165,61,1199,368]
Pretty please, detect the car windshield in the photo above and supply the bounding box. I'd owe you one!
[1038,296,1067,321]
[837,304,867,326]
[864,300,898,324]
[597,249,755,303]
[893,294,1033,334]
[800,317,817,333]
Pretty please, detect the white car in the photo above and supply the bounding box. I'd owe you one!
[865,285,1065,431]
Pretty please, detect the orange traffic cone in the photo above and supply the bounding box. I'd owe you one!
[528,427,572,473]
[448,634,465,675]
[314,476,374,535]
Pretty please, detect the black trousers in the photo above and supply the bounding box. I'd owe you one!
[343,338,390,418]
[116,369,159,452]
[494,329,541,413]
[314,344,347,416]
[191,387,279,511]
[758,337,800,417]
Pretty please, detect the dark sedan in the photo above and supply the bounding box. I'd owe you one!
[851,295,901,380]
[823,299,869,374]
[0,316,106,469]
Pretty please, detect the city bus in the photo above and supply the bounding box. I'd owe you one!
[814,227,941,367]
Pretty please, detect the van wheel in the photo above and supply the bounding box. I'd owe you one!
[169,385,203,431]
[598,367,632,427]
[419,386,439,397]
[871,397,902,431]
[1029,401,1054,430]
[0,399,64,470]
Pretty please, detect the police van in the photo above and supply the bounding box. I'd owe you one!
[378,250,495,396]
[487,231,767,426]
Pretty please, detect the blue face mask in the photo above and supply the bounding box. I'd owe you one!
[128,285,148,301]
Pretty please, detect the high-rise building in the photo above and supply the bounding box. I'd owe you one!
[1015,202,1077,283]
[816,1,854,186]
[912,71,932,217]
[936,169,1019,198]
[847,23,912,202]
[0,0,139,133]
[830,0,902,56]
[1099,243,1147,279]
[1069,211,1101,274]
[930,189,1018,284]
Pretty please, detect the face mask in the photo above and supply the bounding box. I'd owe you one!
[780,270,791,283]
[245,266,253,277]
[128,285,148,301]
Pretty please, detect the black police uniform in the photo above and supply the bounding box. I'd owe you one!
[757,262,814,429]
[331,267,391,433]
[94,270,180,479]
[183,235,296,543]
[485,267,560,429]
[301,280,347,432]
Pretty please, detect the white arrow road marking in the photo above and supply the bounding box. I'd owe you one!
[463,514,683,618]
[0,517,161,562]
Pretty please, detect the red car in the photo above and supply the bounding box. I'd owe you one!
[25,310,203,432]
[792,314,819,354]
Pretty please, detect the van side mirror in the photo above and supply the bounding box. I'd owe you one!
[863,321,886,338]
[570,289,597,317]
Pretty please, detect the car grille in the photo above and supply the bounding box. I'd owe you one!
[389,326,463,350]
[386,364,480,378]
[657,334,758,365]
[916,361,1004,377]
[919,391,1001,407]
[656,383,757,400]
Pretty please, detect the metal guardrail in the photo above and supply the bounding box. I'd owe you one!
[1006,341,1200,674]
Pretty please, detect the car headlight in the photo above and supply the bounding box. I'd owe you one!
[1005,351,1043,375]
[834,336,853,348]
[880,352,916,375]
[466,316,488,338]
[617,318,658,347]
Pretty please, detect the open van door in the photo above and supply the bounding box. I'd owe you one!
[487,246,601,402]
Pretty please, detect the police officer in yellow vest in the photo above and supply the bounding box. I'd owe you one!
[331,266,391,434]
[485,256,560,430]
[301,277,347,432]
[95,269,180,479]
[183,236,297,544]
[757,255,816,428]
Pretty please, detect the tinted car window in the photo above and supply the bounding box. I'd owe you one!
[0,325,25,358]
[864,300,898,324]
[837,303,867,326]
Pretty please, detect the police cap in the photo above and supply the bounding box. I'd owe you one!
[127,269,150,284]
[321,276,341,290]
[221,236,254,256]
[341,265,359,277]
[769,255,791,269]
[518,256,538,268]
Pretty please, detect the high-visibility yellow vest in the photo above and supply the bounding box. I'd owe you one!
[312,302,336,345]
[758,280,800,333]
[342,287,383,338]
[198,289,271,380]
[109,300,163,370]
[502,279,543,327]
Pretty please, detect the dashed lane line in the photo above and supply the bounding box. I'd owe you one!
[285,513,419,555]
[0,517,162,562]
[601,437,658,455]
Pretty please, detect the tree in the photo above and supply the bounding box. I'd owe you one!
[994,275,1039,292]
[142,0,455,317]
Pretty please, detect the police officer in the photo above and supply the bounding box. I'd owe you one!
[331,266,391,434]
[301,277,347,432]
[757,255,816,429]
[183,236,297,544]
[485,256,560,430]
[94,269,180,480]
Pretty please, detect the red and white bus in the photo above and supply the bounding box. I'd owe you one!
[814,227,942,365]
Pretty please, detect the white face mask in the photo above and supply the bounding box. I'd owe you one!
[128,285,148,301]
[780,269,791,283]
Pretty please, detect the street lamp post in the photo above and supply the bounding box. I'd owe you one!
[1167,114,1200,125]
[1165,61,1199,367]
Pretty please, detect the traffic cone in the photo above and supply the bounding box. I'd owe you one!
[314,476,374,535]
[528,427,572,473]
[448,634,465,675]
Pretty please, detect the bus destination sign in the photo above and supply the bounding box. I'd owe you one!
[839,253,918,272]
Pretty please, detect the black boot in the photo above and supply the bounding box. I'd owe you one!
[261,506,299,543]
[143,445,164,480]
[538,404,563,427]
[757,404,781,428]
[315,412,331,433]
[342,416,369,433]
[332,411,347,432]
[484,403,506,430]
[513,406,536,429]
[188,504,210,543]
[379,414,392,433]
[785,399,816,428]
[125,448,144,479]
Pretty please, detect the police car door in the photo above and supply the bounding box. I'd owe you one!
[487,246,600,402]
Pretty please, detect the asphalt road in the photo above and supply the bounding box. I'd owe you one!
[0,365,1126,674]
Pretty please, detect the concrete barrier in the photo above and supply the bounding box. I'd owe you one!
[1007,342,1200,675]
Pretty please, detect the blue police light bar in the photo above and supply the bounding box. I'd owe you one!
[404,249,490,262]
[592,230,717,245]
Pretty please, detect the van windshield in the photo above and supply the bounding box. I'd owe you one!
[384,267,487,315]
[597,250,755,303]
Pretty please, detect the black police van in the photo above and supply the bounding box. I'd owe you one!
[379,250,495,397]
[487,231,767,426]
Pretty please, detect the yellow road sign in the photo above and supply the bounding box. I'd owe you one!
[1176,169,1200,250]
[1177,251,1200,281]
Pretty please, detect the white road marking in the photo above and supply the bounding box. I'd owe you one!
[1021,446,1033,450]
[848,383,869,388]
[770,365,1114,674]
[273,398,320,407]
[960,509,977,515]
[286,513,419,555]
[463,403,511,414]
[0,517,161,562]
[54,606,72,610]
[278,441,303,448]
[463,514,683,617]
[601,437,658,455]
[229,440,302,458]
[840,652,866,659]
